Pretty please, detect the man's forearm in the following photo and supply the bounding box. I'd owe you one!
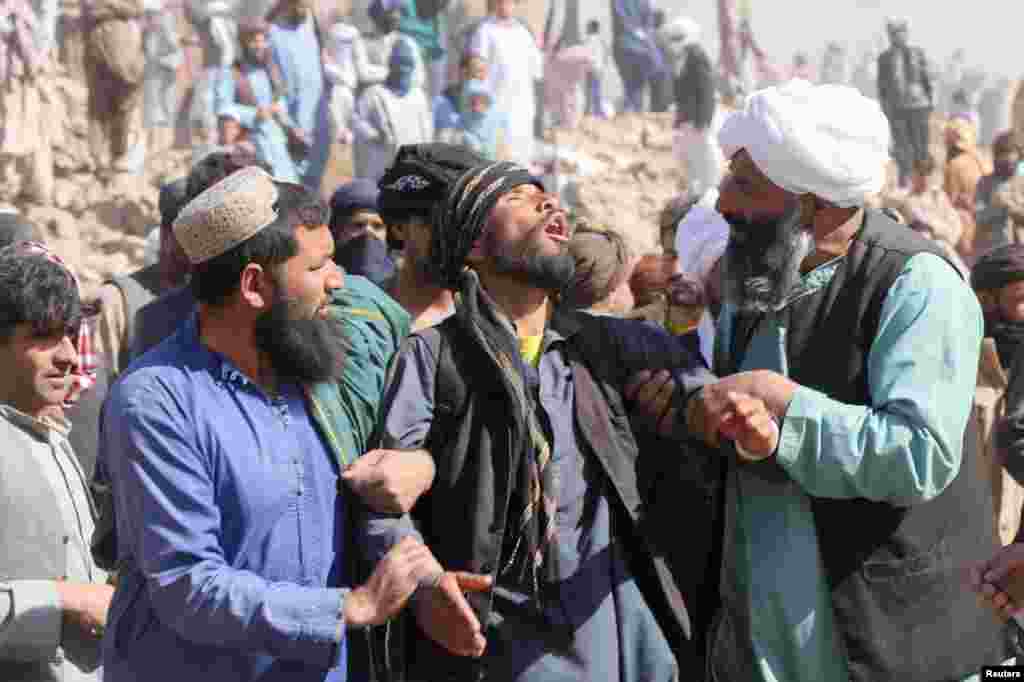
[361,512,423,565]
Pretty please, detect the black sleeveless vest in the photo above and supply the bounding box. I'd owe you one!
[726,210,1012,680]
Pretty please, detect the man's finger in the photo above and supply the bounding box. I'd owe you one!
[439,576,482,629]
[634,370,673,407]
[452,571,493,593]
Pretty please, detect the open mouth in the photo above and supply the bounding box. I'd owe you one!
[542,212,570,243]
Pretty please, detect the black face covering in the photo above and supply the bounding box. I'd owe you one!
[721,200,813,314]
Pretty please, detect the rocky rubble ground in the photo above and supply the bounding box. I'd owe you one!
[542,112,685,256]
[20,66,192,301]
[28,100,686,302]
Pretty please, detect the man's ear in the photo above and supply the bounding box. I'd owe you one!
[239,263,272,311]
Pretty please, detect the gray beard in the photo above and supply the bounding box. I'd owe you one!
[722,208,815,314]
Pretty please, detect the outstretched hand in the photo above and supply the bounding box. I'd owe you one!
[970,543,1024,622]
[414,570,493,658]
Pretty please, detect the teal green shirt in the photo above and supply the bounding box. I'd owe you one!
[308,274,412,469]
[712,252,983,681]
[398,0,446,62]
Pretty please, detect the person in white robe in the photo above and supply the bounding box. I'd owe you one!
[468,0,543,167]
[352,38,433,182]
[142,0,183,157]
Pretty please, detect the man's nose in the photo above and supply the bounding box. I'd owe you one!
[539,192,560,212]
[55,334,79,371]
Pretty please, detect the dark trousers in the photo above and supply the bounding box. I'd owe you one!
[889,107,932,185]
[614,45,656,113]
[585,73,607,118]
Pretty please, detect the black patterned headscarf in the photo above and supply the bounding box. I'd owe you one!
[431,161,544,290]
[376,143,488,225]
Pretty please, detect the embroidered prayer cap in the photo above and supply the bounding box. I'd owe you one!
[718,78,891,208]
[173,166,280,265]
[377,143,488,223]
[432,161,544,289]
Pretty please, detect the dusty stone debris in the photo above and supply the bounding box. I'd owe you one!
[19,50,687,300]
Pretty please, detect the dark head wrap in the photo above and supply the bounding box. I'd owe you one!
[972,245,1024,292]
[377,143,489,225]
[159,178,189,231]
[334,233,396,289]
[329,179,379,225]
[431,161,543,289]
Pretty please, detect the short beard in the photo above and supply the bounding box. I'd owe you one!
[721,201,814,314]
[253,295,347,385]
[487,230,576,292]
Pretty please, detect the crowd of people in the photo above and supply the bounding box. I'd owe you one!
[8,1,1024,682]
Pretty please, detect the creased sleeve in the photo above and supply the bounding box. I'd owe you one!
[104,386,346,667]
[775,252,982,505]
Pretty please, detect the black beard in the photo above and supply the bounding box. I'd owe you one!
[721,201,813,314]
[253,296,347,385]
[488,231,576,292]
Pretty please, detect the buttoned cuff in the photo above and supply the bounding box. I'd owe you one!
[773,384,821,470]
[0,580,62,661]
[332,588,351,669]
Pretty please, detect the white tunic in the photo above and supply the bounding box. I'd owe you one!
[352,84,433,182]
[469,17,543,166]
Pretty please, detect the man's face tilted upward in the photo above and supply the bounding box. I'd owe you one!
[474,184,576,291]
[716,151,814,314]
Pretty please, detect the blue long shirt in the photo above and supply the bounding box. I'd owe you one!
[215,63,301,183]
[269,15,331,190]
[99,314,350,682]
[710,252,984,682]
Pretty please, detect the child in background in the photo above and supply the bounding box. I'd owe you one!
[583,19,611,118]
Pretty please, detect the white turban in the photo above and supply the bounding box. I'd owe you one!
[717,79,891,207]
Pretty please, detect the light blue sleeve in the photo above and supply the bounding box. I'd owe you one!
[213,67,259,129]
[775,252,983,505]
